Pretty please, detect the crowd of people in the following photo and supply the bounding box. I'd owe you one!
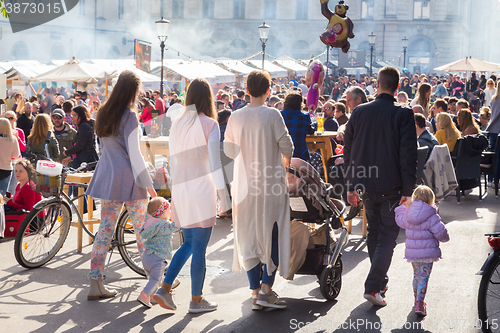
[0,64,499,318]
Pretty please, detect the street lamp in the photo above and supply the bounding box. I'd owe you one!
[155,17,170,97]
[259,22,270,70]
[402,36,409,68]
[368,32,376,77]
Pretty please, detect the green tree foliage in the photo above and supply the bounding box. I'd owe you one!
[1,1,9,18]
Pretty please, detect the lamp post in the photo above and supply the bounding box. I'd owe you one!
[368,32,376,77]
[155,17,170,98]
[259,22,270,70]
[402,36,409,68]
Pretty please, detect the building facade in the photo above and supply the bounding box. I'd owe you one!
[0,0,498,74]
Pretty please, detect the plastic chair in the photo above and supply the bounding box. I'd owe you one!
[480,133,500,198]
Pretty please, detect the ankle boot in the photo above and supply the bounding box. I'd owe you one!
[87,279,117,300]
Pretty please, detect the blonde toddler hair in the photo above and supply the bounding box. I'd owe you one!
[147,197,168,216]
[411,185,435,206]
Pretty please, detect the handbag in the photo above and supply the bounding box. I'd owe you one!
[112,136,157,181]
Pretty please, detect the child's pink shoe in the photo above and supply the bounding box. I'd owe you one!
[415,301,427,316]
[137,291,152,308]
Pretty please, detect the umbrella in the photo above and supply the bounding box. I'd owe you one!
[434,57,500,72]
[30,58,116,83]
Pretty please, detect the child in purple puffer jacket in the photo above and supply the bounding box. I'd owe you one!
[395,185,450,317]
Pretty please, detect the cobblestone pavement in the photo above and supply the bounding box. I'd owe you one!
[0,187,496,332]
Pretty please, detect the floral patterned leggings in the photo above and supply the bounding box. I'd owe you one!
[88,199,148,280]
[412,262,434,302]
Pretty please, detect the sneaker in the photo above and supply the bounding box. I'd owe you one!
[172,278,181,290]
[256,290,287,309]
[137,291,152,308]
[152,287,177,310]
[415,301,427,316]
[188,298,218,313]
[252,295,263,311]
[380,284,388,297]
[363,292,387,306]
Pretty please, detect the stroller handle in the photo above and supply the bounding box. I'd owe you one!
[286,167,302,179]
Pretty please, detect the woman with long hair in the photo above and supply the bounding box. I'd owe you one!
[399,77,413,99]
[85,70,157,300]
[139,98,155,134]
[457,109,481,136]
[27,114,60,160]
[435,113,461,153]
[4,111,26,157]
[486,82,500,186]
[484,79,496,108]
[224,71,293,311]
[411,83,432,118]
[17,102,34,140]
[0,118,20,195]
[61,105,98,167]
[153,78,230,313]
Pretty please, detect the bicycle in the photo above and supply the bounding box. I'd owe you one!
[13,160,146,277]
[478,232,500,333]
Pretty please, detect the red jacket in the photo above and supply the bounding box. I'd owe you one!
[6,181,42,211]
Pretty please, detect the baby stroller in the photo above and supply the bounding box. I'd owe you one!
[287,158,357,300]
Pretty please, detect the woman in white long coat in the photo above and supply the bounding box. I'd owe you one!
[153,78,230,314]
[224,70,294,310]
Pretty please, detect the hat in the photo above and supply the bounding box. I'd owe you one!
[52,108,65,118]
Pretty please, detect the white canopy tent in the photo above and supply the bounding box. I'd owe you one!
[216,60,254,76]
[31,58,116,84]
[246,60,288,77]
[274,56,308,77]
[159,60,236,85]
[434,57,500,72]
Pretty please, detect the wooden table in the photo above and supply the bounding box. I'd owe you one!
[306,131,337,182]
[65,173,100,253]
[140,136,170,166]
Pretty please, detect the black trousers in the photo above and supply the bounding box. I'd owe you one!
[362,190,401,295]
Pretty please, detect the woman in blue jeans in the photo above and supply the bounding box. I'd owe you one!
[153,78,230,314]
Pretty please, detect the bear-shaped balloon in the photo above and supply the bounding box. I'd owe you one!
[320,0,355,53]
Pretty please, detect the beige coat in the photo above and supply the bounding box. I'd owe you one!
[224,105,294,277]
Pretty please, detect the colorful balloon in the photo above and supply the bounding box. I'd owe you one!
[320,0,355,53]
[305,60,325,112]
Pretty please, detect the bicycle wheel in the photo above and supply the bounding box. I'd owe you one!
[116,210,146,276]
[14,199,72,268]
[479,255,500,333]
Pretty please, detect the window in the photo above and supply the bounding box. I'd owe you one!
[414,0,430,20]
[202,0,214,18]
[296,0,308,20]
[234,0,245,19]
[172,0,184,19]
[264,0,276,20]
[118,0,124,19]
[79,0,85,16]
[361,0,374,20]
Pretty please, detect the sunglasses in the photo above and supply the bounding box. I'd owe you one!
[6,117,15,120]
[324,107,332,110]
[51,116,63,120]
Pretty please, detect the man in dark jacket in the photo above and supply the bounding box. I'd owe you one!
[51,108,77,163]
[344,66,417,307]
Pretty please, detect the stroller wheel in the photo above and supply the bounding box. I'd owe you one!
[319,258,342,300]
